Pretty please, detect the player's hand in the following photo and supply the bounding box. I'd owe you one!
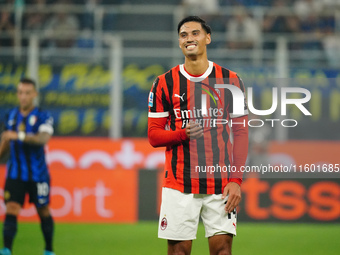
[222,182,241,213]
[1,131,18,141]
[185,121,203,139]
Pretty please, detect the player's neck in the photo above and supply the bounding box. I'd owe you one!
[184,57,209,76]
[20,105,34,116]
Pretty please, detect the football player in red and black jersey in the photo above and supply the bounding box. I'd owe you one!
[148,16,248,255]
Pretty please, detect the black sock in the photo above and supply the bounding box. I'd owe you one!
[3,214,17,250]
[40,215,54,252]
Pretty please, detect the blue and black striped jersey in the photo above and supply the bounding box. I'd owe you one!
[5,107,54,182]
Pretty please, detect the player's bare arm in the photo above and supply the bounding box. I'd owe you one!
[1,130,51,145]
[0,134,10,158]
[24,132,51,145]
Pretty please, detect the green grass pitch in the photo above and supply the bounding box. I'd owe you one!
[1,222,339,254]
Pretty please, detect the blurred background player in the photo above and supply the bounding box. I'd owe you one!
[148,16,248,255]
[0,78,55,255]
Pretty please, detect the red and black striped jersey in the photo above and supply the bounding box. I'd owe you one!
[148,61,248,194]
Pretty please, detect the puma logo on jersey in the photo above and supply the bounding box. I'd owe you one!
[174,93,185,102]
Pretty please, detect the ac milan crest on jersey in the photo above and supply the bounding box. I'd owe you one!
[160,217,168,230]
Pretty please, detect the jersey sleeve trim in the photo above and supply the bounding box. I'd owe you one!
[148,112,169,118]
[38,124,54,135]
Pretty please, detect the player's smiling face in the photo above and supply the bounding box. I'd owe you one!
[178,21,211,58]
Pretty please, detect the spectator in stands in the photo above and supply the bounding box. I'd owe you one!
[26,0,55,3]
[82,0,101,30]
[322,26,340,67]
[181,0,223,34]
[294,0,322,20]
[225,6,261,50]
[221,0,274,7]
[181,0,220,18]
[44,0,80,48]
[0,9,14,48]
[263,0,300,49]
[75,27,95,48]
[263,0,300,34]
[319,0,340,9]
[24,0,48,33]
[0,0,14,4]
[294,0,336,52]
[82,0,122,31]
[299,12,323,51]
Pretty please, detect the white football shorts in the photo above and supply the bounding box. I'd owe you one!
[158,187,237,240]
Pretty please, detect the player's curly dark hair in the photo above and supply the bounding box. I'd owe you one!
[177,16,212,35]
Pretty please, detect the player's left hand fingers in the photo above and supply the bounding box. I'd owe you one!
[190,129,203,138]
[225,193,241,213]
[221,186,229,199]
[196,131,204,138]
[190,125,203,134]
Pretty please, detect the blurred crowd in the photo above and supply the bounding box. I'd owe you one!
[0,0,340,65]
